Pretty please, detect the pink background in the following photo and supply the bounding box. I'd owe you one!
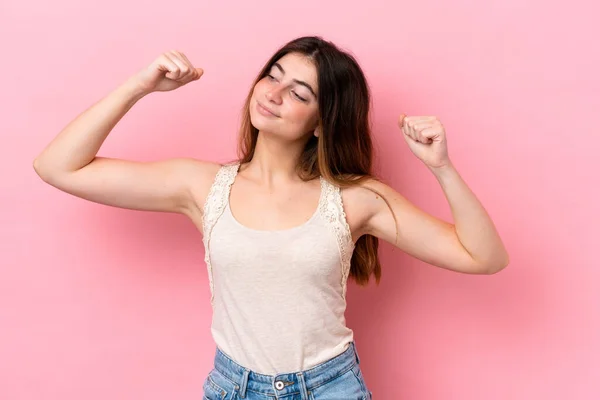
[2,0,599,398]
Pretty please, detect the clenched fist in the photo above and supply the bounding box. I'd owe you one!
[399,114,451,170]
[132,50,203,94]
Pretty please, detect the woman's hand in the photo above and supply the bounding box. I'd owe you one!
[399,114,450,170]
[132,50,204,94]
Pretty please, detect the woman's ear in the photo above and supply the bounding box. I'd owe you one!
[314,126,321,137]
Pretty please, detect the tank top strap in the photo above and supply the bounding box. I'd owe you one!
[202,162,240,304]
[318,178,356,299]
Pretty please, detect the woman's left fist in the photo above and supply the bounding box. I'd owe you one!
[399,114,450,169]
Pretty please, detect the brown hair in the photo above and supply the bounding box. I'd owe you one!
[237,36,388,286]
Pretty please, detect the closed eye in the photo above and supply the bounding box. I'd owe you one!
[292,91,307,102]
[266,74,307,102]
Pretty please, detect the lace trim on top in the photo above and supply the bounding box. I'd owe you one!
[318,178,356,300]
[202,163,239,305]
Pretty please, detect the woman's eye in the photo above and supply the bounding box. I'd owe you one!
[267,74,277,81]
[292,91,307,101]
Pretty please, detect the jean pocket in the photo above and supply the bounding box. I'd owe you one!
[202,369,229,400]
[309,366,366,400]
[350,365,371,399]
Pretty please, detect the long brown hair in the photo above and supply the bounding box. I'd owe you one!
[237,36,386,286]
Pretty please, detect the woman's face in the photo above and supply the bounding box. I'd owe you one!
[250,52,320,140]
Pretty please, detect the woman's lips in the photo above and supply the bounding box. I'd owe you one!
[257,102,279,117]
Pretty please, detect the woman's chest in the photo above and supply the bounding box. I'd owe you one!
[228,177,322,231]
[209,216,342,284]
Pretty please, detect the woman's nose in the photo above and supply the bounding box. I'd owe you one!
[265,85,284,104]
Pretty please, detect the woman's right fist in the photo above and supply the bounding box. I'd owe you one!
[133,51,203,94]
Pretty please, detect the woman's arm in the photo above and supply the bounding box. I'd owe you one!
[33,51,212,216]
[359,114,509,274]
[361,164,509,274]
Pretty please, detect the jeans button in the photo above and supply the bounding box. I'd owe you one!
[274,381,285,390]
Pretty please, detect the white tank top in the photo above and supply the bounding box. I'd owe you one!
[202,163,356,375]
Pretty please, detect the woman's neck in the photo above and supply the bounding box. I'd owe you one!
[243,131,311,185]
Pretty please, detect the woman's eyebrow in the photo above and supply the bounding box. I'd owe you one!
[273,62,317,98]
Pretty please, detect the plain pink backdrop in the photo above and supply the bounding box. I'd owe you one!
[2,0,598,399]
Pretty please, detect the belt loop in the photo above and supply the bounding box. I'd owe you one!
[296,372,310,400]
[239,368,250,398]
[353,342,361,364]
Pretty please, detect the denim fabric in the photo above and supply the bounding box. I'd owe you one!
[202,342,373,400]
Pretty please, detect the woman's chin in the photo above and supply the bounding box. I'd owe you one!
[250,113,277,131]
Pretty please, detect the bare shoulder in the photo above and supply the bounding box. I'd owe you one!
[178,158,223,220]
[340,177,395,241]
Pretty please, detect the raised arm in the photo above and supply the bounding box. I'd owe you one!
[358,115,509,274]
[33,51,215,216]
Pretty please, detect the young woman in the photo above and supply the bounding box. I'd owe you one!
[34,36,509,399]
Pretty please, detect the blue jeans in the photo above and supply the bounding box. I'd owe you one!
[203,342,373,399]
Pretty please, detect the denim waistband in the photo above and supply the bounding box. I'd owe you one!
[213,342,361,398]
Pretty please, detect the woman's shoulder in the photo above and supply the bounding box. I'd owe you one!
[337,175,394,235]
[181,158,224,183]
[340,176,392,207]
[179,158,229,219]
